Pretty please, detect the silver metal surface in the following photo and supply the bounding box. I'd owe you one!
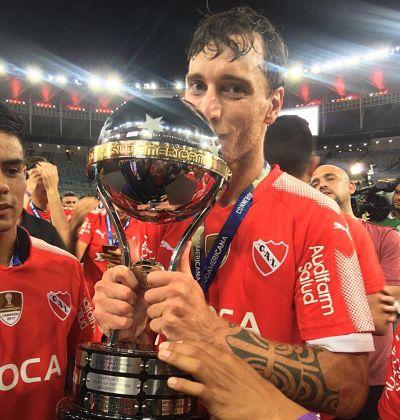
[86,372,142,395]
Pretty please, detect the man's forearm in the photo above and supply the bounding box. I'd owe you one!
[47,190,71,248]
[214,324,368,418]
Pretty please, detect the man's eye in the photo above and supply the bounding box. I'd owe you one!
[5,167,21,175]
[188,80,206,93]
[222,84,245,96]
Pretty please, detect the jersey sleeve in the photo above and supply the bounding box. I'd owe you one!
[378,327,400,419]
[380,229,400,286]
[67,261,102,360]
[346,217,385,294]
[293,204,374,347]
[78,214,95,245]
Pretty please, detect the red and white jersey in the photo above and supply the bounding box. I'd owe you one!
[78,210,144,297]
[0,228,100,420]
[143,166,374,351]
[379,325,400,419]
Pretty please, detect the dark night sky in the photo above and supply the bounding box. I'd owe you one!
[0,0,399,83]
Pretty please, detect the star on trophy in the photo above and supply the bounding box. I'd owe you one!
[57,97,230,419]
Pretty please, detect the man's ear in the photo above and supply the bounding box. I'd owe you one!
[349,181,357,196]
[307,155,320,180]
[264,87,284,126]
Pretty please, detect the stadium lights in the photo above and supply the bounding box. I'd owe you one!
[26,66,43,83]
[105,75,123,93]
[150,82,157,90]
[0,62,7,75]
[350,163,364,175]
[286,66,303,80]
[135,82,141,89]
[55,75,67,85]
[88,75,103,91]
[175,81,184,90]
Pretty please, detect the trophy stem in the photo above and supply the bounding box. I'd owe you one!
[168,176,225,272]
[96,166,131,346]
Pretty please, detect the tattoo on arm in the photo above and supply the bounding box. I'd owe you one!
[226,325,339,414]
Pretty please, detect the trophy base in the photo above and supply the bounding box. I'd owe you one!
[57,396,206,419]
[57,342,201,420]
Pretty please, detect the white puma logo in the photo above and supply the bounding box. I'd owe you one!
[96,229,106,239]
[334,222,352,239]
[160,240,174,252]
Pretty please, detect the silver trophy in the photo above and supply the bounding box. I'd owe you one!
[57,97,230,419]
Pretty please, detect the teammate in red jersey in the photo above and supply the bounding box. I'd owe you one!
[0,103,100,420]
[379,323,400,419]
[75,205,143,298]
[93,7,374,417]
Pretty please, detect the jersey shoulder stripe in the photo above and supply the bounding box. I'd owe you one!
[31,236,78,262]
[271,172,340,214]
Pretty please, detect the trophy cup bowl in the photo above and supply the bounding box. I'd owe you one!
[57,96,230,419]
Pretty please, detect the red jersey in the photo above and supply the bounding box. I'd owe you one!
[25,199,51,221]
[379,324,400,419]
[142,167,374,352]
[0,227,100,420]
[343,214,385,294]
[78,209,144,297]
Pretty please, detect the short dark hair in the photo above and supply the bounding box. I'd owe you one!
[187,6,288,90]
[25,155,48,171]
[0,103,24,144]
[264,115,313,178]
[394,176,400,189]
[62,191,78,198]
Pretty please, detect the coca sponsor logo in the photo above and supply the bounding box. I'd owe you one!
[298,245,334,316]
[0,354,62,391]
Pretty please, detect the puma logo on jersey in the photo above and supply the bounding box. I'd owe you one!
[160,240,174,252]
[252,239,288,276]
[95,229,106,239]
[333,222,352,239]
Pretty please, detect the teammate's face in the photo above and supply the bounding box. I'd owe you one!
[0,133,26,232]
[310,165,354,208]
[62,196,78,208]
[392,185,400,211]
[184,34,284,167]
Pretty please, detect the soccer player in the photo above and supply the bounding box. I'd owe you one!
[93,7,375,417]
[61,191,79,222]
[24,156,71,247]
[0,103,99,419]
[75,205,142,298]
[311,164,400,418]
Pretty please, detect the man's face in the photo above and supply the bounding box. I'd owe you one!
[62,195,78,209]
[0,133,26,232]
[310,165,354,208]
[113,205,129,223]
[392,185,400,212]
[184,35,284,166]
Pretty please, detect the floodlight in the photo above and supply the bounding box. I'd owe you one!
[55,75,67,85]
[88,75,102,91]
[0,62,6,75]
[350,163,364,175]
[105,75,123,93]
[26,66,43,83]
[175,81,184,90]
[286,66,303,80]
[150,82,157,90]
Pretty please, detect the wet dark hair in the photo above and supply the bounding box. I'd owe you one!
[187,6,288,90]
[62,191,78,198]
[264,115,313,178]
[24,155,48,170]
[0,103,24,145]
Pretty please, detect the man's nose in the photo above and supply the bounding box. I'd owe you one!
[0,172,10,195]
[197,88,222,123]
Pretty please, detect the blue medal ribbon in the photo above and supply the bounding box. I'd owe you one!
[105,214,131,246]
[192,162,271,293]
[194,185,254,292]
[29,201,41,219]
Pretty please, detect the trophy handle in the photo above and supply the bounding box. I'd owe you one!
[95,165,131,346]
[168,175,226,271]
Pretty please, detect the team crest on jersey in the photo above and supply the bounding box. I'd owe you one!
[0,291,23,326]
[47,291,71,321]
[252,240,288,276]
[205,234,231,267]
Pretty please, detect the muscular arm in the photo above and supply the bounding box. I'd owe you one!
[219,324,368,418]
